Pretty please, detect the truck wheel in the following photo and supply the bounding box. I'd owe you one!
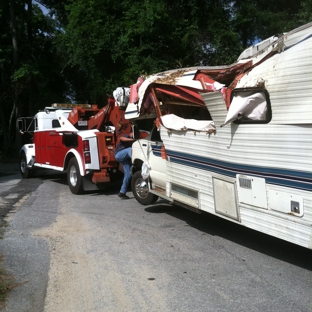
[131,170,158,205]
[20,152,33,178]
[67,158,84,194]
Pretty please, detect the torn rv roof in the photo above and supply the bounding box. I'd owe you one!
[124,22,312,120]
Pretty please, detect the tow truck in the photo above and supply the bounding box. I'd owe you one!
[17,93,132,194]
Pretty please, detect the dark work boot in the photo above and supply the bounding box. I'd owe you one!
[118,192,130,199]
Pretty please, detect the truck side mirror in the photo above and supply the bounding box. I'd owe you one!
[17,119,24,132]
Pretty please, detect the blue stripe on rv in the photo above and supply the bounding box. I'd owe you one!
[151,145,312,191]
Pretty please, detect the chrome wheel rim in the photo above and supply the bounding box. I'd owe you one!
[69,165,77,186]
[135,178,149,199]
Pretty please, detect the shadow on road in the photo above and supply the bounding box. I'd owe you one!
[38,171,122,195]
[39,171,68,185]
[145,201,312,271]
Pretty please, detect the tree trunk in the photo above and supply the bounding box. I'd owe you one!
[27,0,34,115]
[9,0,19,146]
[9,0,18,66]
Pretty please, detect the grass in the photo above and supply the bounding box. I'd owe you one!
[0,255,18,310]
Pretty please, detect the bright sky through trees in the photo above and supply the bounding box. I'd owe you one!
[33,0,49,15]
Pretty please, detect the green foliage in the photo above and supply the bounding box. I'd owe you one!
[0,0,311,147]
[61,0,224,101]
[297,0,312,24]
[11,63,39,82]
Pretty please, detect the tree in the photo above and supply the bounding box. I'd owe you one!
[0,0,311,159]
[61,0,230,103]
[0,0,70,155]
[297,0,312,25]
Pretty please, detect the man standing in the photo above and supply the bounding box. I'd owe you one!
[114,132,135,199]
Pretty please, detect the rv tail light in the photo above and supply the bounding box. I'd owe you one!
[84,152,91,164]
[83,140,90,151]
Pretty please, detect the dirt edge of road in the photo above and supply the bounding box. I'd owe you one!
[0,162,21,309]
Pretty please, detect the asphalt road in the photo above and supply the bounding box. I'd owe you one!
[0,164,311,312]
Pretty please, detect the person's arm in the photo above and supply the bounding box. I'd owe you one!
[119,134,134,142]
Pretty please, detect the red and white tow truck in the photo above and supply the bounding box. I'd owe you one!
[18,94,132,194]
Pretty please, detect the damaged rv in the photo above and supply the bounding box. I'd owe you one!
[126,22,312,249]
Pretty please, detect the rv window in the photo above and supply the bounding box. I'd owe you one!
[161,114,215,132]
[166,104,212,121]
[221,88,271,127]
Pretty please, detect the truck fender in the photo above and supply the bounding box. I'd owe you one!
[65,149,85,176]
[20,144,35,167]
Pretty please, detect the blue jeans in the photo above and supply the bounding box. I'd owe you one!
[115,147,132,194]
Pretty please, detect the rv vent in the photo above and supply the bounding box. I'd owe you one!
[239,177,252,189]
[171,184,198,199]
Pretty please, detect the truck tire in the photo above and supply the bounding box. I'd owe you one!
[67,157,84,194]
[131,170,158,205]
[20,152,33,178]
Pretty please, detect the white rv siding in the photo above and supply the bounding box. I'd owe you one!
[161,123,312,247]
[129,22,312,248]
[159,29,312,247]
[237,29,312,124]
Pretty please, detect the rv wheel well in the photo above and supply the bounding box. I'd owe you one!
[133,159,143,172]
